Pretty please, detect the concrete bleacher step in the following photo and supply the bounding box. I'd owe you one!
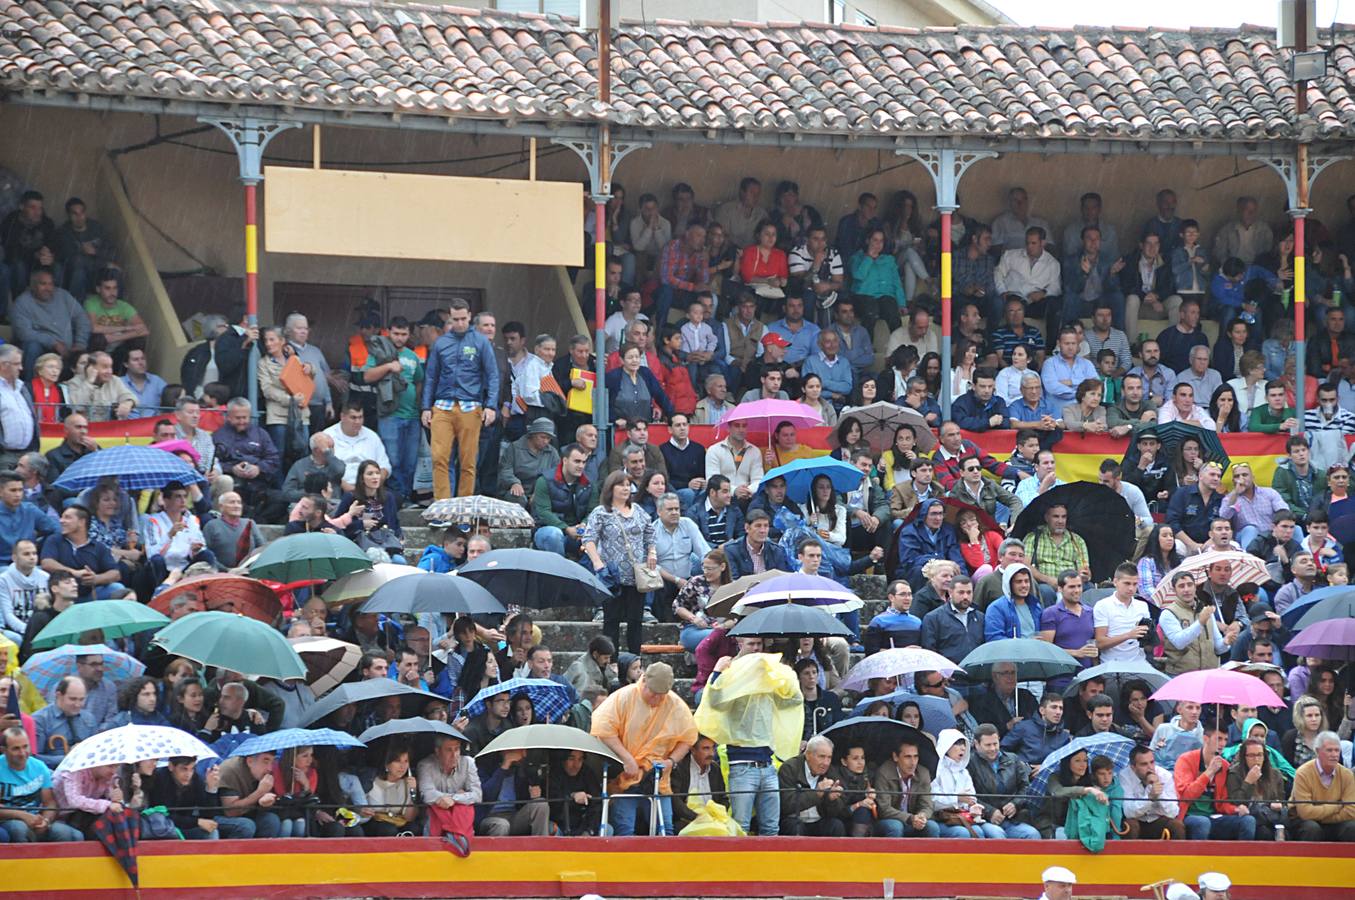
[553,649,695,679]
[538,620,679,652]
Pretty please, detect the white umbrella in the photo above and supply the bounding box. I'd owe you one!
[55,725,217,774]
[839,646,964,692]
[1151,550,1269,606]
[322,563,426,606]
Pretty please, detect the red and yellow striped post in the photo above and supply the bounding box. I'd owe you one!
[939,209,953,417]
[244,182,259,327]
[593,197,609,429]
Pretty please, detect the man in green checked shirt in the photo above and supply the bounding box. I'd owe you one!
[1023,503,1092,590]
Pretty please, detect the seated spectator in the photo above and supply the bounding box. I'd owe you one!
[693,372,735,426]
[150,756,246,840]
[1024,503,1091,590]
[475,746,550,836]
[498,417,560,511]
[55,198,112,301]
[217,750,283,840]
[1155,296,1209,374]
[968,724,1040,839]
[30,675,94,769]
[1248,379,1299,434]
[1288,730,1355,842]
[655,222,713,331]
[847,227,906,339]
[214,398,281,518]
[1173,718,1256,840]
[321,402,390,494]
[952,367,1010,434]
[1168,459,1226,554]
[990,297,1046,370]
[45,412,99,487]
[143,481,216,584]
[12,267,88,377]
[39,504,124,602]
[721,509,789,579]
[0,726,83,842]
[872,737,940,837]
[1062,378,1108,434]
[654,328,699,418]
[531,442,596,558]
[1001,692,1068,766]
[920,576,984,665]
[0,472,59,570]
[279,433,343,506]
[1117,744,1185,840]
[335,461,404,564]
[202,491,261,570]
[949,457,1022,527]
[778,735,848,837]
[995,226,1061,337]
[970,662,1038,739]
[670,734,724,834]
[930,729,1006,838]
[1225,736,1290,841]
[84,271,149,356]
[897,499,966,587]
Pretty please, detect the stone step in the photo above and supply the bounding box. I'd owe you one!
[254,524,533,556]
[538,619,679,652]
[552,649,695,680]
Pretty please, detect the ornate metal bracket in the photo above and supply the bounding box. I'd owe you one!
[553,137,650,201]
[199,116,303,184]
[896,148,999,211]
[1248,153,1350,211]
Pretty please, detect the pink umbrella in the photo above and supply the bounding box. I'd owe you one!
[716,398,823,439]
[1150,669,1286,709]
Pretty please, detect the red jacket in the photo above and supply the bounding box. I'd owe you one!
[655,354,697,416]
[1173,748,1242,818]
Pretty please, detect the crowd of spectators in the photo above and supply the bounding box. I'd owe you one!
[0,180,1354,849]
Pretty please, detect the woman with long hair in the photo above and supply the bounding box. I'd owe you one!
[452,646,501,721]
[169,677,209,736]
[1137,523,1183,593]
[338,459,404,563]
[956,509,1002,581]
[1226,737,1288,841]
[879,424,918,491]
[951,339,979,399]
[995,343,1033,406]
[800,373,838,428]
[673,548,729,652]
[637,469,667,518]
[272,745,319,837]
[105,677,171,729]
[849,227,907,339]
[785,636,841,693]
[582,470,658,655]
[366,746,420,837]
[1209,383,1243,433]
[883,190,931,298]
[847,373,883,409]
[1282,695,1329,769]
[832,416,870,464]
[807,474,847,548]
[878,345,918,404]
[919,352,943,399]
[1170,436,1206,489]
[706,222,738,298]
[1303,665,1345,734]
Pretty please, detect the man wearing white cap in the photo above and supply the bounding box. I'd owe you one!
[1197,872,1231,900]
[1164,885,1199,900]
[1037,866,1076,900]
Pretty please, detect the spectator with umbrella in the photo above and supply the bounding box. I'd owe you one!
[872,733,940,838]
[968,723,1041,839]
[777,733,847,836]
[1001,691,1069,767]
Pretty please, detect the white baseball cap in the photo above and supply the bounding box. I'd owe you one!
[1199,872,1232,891]
[1166,885,1200,900]
[1041,866,1077,884]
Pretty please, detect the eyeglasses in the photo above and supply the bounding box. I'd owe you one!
[923,679,946,689]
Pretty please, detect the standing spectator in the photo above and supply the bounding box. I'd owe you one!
[582,471,658,655]
[180,307,254,401]
[590,662,698,836]
[283,313,333,433]
[1158,571,1228,675]
[364,317,423,502]
[257,325,303,459]
[1,192,56,307]
[1037,571,1098,681]
[174,396,227,498]
[12,268,87,377]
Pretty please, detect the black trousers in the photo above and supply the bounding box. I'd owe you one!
[605,584,646,655]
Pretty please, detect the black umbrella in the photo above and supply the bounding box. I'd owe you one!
[1012,483,1134,583]
[728,604,853,638]
[1120,422,1229,472]
[455,549,611,608]
[358,717,469,744]
[298,680,446,728]
[360,574,506,617]
[819,717,938,773]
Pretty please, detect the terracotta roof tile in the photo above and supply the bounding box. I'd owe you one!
[1,0,1353,140]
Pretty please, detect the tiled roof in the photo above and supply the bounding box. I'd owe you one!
[2,0,1354,141]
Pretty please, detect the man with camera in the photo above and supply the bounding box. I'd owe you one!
[1158,570,1230,675]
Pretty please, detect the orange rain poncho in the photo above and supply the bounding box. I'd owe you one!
[591,682,699,793]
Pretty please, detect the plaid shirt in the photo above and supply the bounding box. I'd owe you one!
[1023,526,1090,577]
[660,239,710,292]
[953,250,997,299]
[932,440,1014,490]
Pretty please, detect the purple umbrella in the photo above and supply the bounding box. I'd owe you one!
[733,572,863,616]
[1287,617,1355,661]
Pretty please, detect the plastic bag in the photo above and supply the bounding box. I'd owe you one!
[678,800,746,837]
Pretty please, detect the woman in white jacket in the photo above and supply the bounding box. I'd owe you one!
[931,728,1006,838]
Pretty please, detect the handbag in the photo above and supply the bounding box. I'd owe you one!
[614,512,664,592]
[934,808,979,837]
[139,806,181,840]
[357,526,404,556]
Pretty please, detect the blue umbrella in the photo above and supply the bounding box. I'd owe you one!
[1030,734,1135,795]
[455,549,610,609]
[23,643,144,695]
[53,444,206,492]
[850,690,956,735]
[229,727,365,757]
[761,456,865,503]
[1280,585,1351,630]
[462,677,573,723]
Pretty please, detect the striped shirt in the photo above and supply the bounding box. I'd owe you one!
[1086,327,1132,372]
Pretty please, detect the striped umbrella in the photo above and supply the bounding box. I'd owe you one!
[422,495,534,529]
[733,572,863,616]
[22,644,144,695]
[289,637,363,697]
[52,444,206,492]
[1152,550,1269,606]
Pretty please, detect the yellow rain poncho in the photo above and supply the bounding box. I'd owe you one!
[694,653,803,762]
[0,635,47,715]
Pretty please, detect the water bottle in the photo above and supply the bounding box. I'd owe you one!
[1274,823,1285,842]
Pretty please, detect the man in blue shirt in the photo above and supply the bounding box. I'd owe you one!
[1041,327,1097,407]
[1007,373,1064,451]
[800,330,854,406]
[121,348,166,419]
[766,296,821,366]
[0,473,58,566]
[0,726,83,842]
[38,504,122,602]
[422,298,500,501]
[951,368,1009,432]
[1167,460,1225,554]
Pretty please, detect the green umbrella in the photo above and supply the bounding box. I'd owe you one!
[30,600,171,650]
[959,638,1081,682]
[150,611,306,680]
[248,533,372,583]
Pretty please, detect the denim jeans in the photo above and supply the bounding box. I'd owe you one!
[214,812,280,838]
[1184,813,1256,841]
[680,623,713,652]
[874,817,940,838]
[534,525,580,558]
[379,416,421,502]
[608,790,674,836]
[728,762,780,836]
[937,820,1006,838]
[0,818,84,841]
[1235,525,1260,551]
[998,820,1042,839]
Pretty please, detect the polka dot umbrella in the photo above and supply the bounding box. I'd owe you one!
[54,724,217,774]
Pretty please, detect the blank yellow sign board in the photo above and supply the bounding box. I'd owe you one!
[263,167,583,266]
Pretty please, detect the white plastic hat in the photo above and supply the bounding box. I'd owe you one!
[1199,872,1233,891]
[1041,866,1077,884]
[1165,885,1200,900]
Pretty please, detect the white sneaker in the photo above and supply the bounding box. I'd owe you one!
[642,609,659,624]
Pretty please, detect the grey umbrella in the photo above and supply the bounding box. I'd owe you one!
[298,680,445,728]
